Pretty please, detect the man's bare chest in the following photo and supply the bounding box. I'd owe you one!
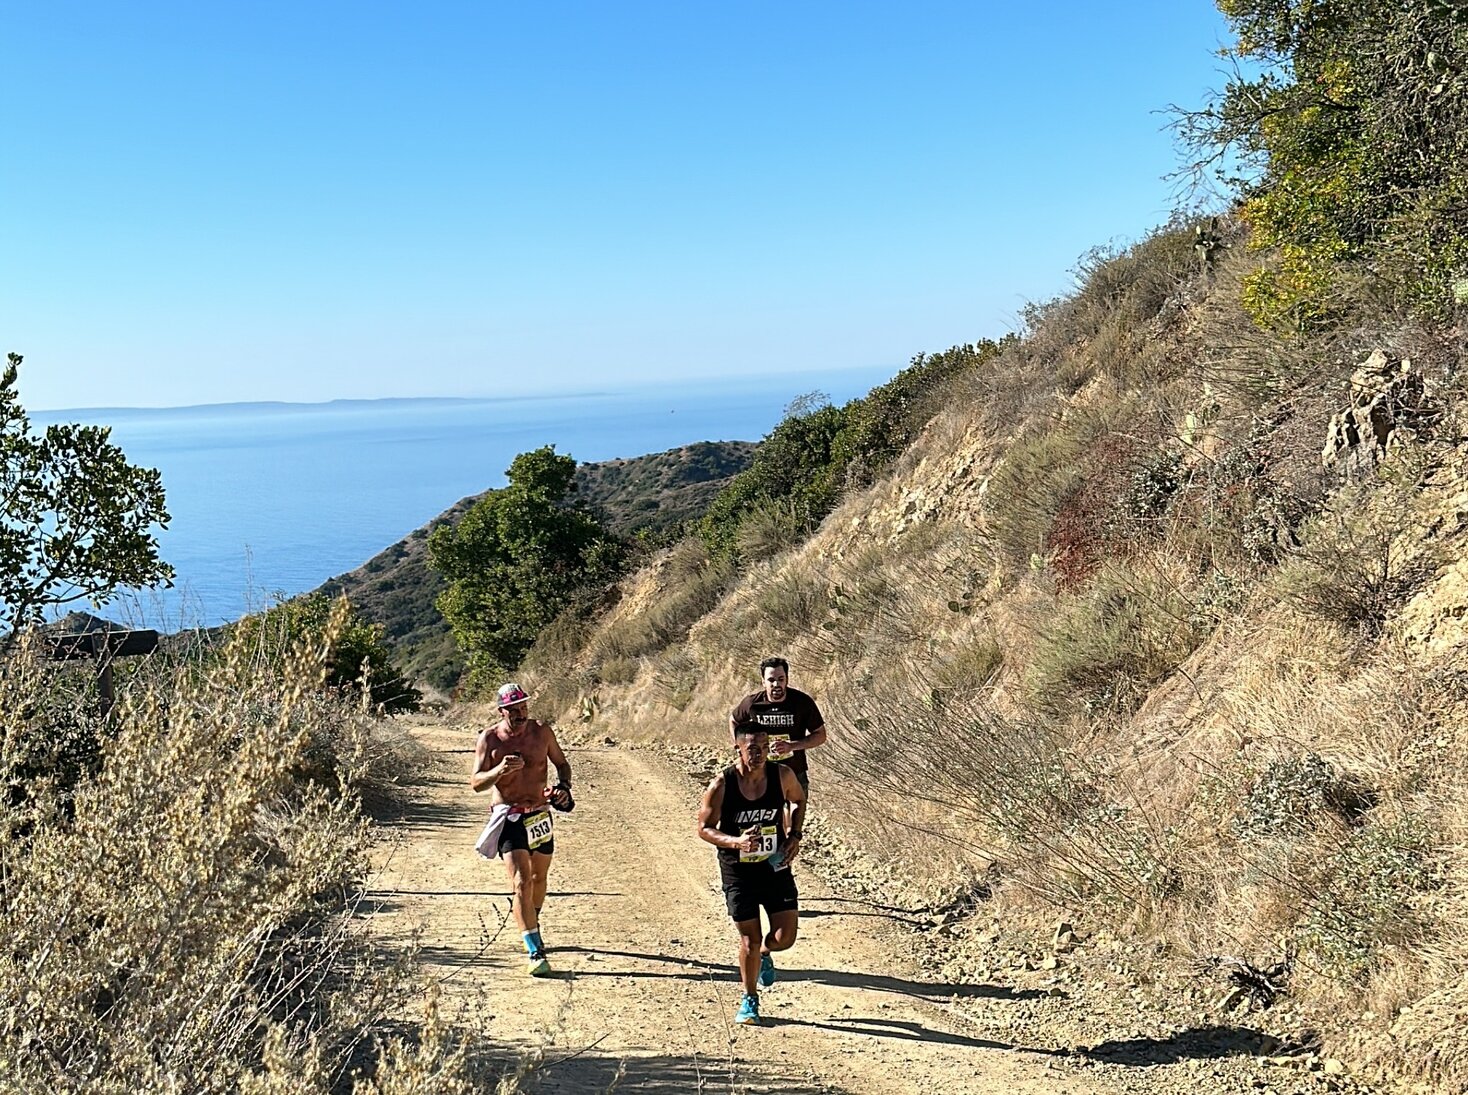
[491,726,546,761]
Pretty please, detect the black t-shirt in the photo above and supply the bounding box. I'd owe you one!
[730,687,824,777]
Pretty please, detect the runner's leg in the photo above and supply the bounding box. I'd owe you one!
[764,908,798,953]
[530,851,552,941]
[504,849,538,934]
[735,917,763,996]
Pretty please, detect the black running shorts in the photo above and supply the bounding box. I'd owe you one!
[721,865,798,923]
[497,810,555,857]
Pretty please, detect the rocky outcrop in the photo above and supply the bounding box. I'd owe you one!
[1322,350,1433,474]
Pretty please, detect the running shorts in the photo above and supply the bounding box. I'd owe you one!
[721,864,799,923]
[497,810,555,857]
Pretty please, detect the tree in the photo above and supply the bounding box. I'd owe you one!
[0,354,173,642]
[232,593,422,713]
[428,446,625,679]
[1180,1,1468,326]
[699,401,850,559]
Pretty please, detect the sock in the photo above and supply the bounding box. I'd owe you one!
[524,931,544,957]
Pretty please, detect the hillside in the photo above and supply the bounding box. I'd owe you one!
[337,7,1468,1085]
[503,217,1468,1092]
[315,440,754,691]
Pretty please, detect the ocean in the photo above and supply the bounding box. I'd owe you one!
[33,367,897,630]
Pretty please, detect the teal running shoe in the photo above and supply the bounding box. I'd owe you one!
[734,993,760,1025]
[758,953,776,987]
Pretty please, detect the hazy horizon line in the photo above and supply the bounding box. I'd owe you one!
[33,362,899,418]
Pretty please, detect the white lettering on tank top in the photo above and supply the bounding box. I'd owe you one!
[736,807,780,825]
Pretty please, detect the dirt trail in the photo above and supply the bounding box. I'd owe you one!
[367,715,1112,1094]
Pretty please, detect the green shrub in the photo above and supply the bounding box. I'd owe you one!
[734,500,813,563]
[701,340,1008,561]
[1118,449,1185,525]
[1025,561,1211,717]
[430,446,626,676]
[1185,0,1468,325]
[700,403,849,559]
[233,593,422,713]
[1235,752,1372,838]
[1298,815,1436,982]
[830,340,1008,488]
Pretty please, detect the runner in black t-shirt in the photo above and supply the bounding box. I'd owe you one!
[730,656,826,796]
[696,724,807,1026]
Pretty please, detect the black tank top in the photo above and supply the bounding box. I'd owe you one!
[717,764,786,867]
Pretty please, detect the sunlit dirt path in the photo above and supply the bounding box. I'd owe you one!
[366,714,1110,1094]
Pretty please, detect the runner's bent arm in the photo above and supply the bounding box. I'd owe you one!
[788,723,826,753]
[729,696,751,740]
[696,775,759,853]
[470,733,522,793]
[546,727,573,806]
[779,765,807,864]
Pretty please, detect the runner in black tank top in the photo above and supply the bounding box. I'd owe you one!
[716,761,786,873]
[696,725,808,1026]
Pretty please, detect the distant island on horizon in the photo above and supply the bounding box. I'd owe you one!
[30,392,613,419]
[32,363,900,419]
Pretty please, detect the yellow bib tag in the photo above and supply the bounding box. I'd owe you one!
[739,825,778,863]
[524,810,553,849]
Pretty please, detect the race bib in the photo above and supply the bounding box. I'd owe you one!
[524,810,553,850]
[739,825,778,863]
[766,734,791,761]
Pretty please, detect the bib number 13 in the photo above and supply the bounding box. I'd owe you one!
[740,825,778,863]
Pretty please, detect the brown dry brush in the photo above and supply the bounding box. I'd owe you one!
[800,556,1178,911]
[0,603,478,1094]
[823,677,1175,910]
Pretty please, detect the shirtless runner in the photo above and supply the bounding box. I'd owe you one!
[472,683,573,976]
[696,725,807,1025]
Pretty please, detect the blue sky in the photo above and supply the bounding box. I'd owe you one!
[4,2,1231,410]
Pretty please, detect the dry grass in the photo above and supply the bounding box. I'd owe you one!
[502,209,1468,1091]
[0,605,492,1094]
[1019,552,1213,718]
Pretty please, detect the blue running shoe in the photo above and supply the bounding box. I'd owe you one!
[734,993,760,1025]
[758,953,776,987]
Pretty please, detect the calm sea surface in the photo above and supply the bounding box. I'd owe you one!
[35,368,895,629]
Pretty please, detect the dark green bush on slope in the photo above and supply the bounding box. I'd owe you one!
[701,340,1007,561]
[699,402,850,560]
[233,593,422,713]
[429,446,625,684]
[1185,0,1468,326]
